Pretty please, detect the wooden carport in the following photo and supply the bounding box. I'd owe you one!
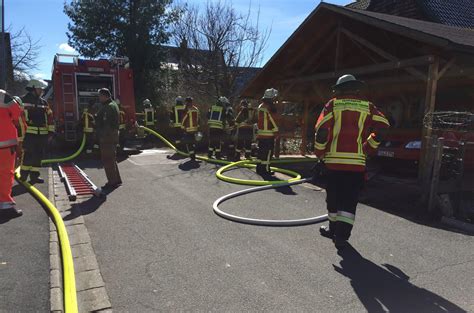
[241,3,474,179]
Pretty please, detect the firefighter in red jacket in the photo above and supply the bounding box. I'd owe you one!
[20,79,55,184]
[0,90,26,217]
[235,99,257,159]
[256,88,279,175]
[181,97,200,160]
[315,74,390,249]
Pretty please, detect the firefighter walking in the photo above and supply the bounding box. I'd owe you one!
[235,99,256,159]
[207,96,230,159]
[181,97,199,160]
[315,74,390,249]
[0,90,25,218]
[256,88,279,176]
[96,88,122,189]
[20,79,54,184]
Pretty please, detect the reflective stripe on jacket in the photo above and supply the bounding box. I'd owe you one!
[82,110,95,133]
[21,92,54,136]
[144,108,154,126]
[257,103,278,138]
[314,97,390,172]
[207,105,224,129]
[182,106,199,133]
[171,105,185,128]
[236,107,256,129]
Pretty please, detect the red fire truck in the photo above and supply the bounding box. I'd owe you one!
[47,54,137,144]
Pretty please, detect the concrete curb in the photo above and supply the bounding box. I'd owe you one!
[49,167,64,313]
[441,216,474,234]
[49,167,113,312]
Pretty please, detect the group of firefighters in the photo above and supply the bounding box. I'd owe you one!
[166,91,279,174]
[1,73,390,248]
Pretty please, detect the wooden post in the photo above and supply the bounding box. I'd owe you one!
[300,100,310,156]
[428,137,443,213]
[419,56,440,181]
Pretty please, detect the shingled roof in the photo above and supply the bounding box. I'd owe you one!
[241,2,474,98]
[346,0,474,28]
[418,0,474,28]
[340,5,474,50]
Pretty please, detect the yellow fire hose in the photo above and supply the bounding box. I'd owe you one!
[41,133,87,166]
[141,126,311,186]
[141,126,328,226]
[15,125,321,313]
[16,131,87,312]
[14,169,78,313]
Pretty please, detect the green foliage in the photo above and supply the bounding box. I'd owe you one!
[64,0,178,102]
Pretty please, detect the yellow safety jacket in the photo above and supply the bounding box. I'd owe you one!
[207,105,224,129]
[144,108,155,127]
[257,103,278,139]
[171,104,185,128]
[82,109,95,133]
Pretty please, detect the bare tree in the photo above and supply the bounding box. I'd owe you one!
[172,0,270,101]
[9,26,41,78]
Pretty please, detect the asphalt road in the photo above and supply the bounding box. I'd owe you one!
[0,169,50,313]
[77,149,474,312]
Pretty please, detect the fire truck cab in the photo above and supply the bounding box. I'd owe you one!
[49,54,136,144]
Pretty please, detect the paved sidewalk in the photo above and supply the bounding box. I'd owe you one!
[0,169,50,312]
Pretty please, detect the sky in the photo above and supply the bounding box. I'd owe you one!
[6,0,351,80]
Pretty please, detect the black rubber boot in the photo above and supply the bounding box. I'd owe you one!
[20,170,29,181]
[256,164,266,175]
[319,225,334,239]
[1,207,23,218]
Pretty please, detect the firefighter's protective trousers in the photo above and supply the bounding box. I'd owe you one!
[236,128,253,158]
[326,170,365,240]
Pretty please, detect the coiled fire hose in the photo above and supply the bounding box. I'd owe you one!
[141,126,328,226]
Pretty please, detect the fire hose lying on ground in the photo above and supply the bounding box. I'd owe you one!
[15,126,327,312]
[14,168,78,313]
[140,126,328,227]
[12,135,88,312]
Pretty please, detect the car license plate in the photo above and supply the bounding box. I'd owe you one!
[378,150,395,157]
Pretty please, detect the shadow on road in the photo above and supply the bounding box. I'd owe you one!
[178,160,201,171]
[63,195,107,221]
[334,244,467,313]
[11,184,28,197]
[167,153,187,160]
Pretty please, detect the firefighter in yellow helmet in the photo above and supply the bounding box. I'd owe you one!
[256,88,279,176]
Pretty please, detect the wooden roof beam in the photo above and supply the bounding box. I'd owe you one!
[283,55,435,84]
[438,57,456,79]
[340,27,428,81]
